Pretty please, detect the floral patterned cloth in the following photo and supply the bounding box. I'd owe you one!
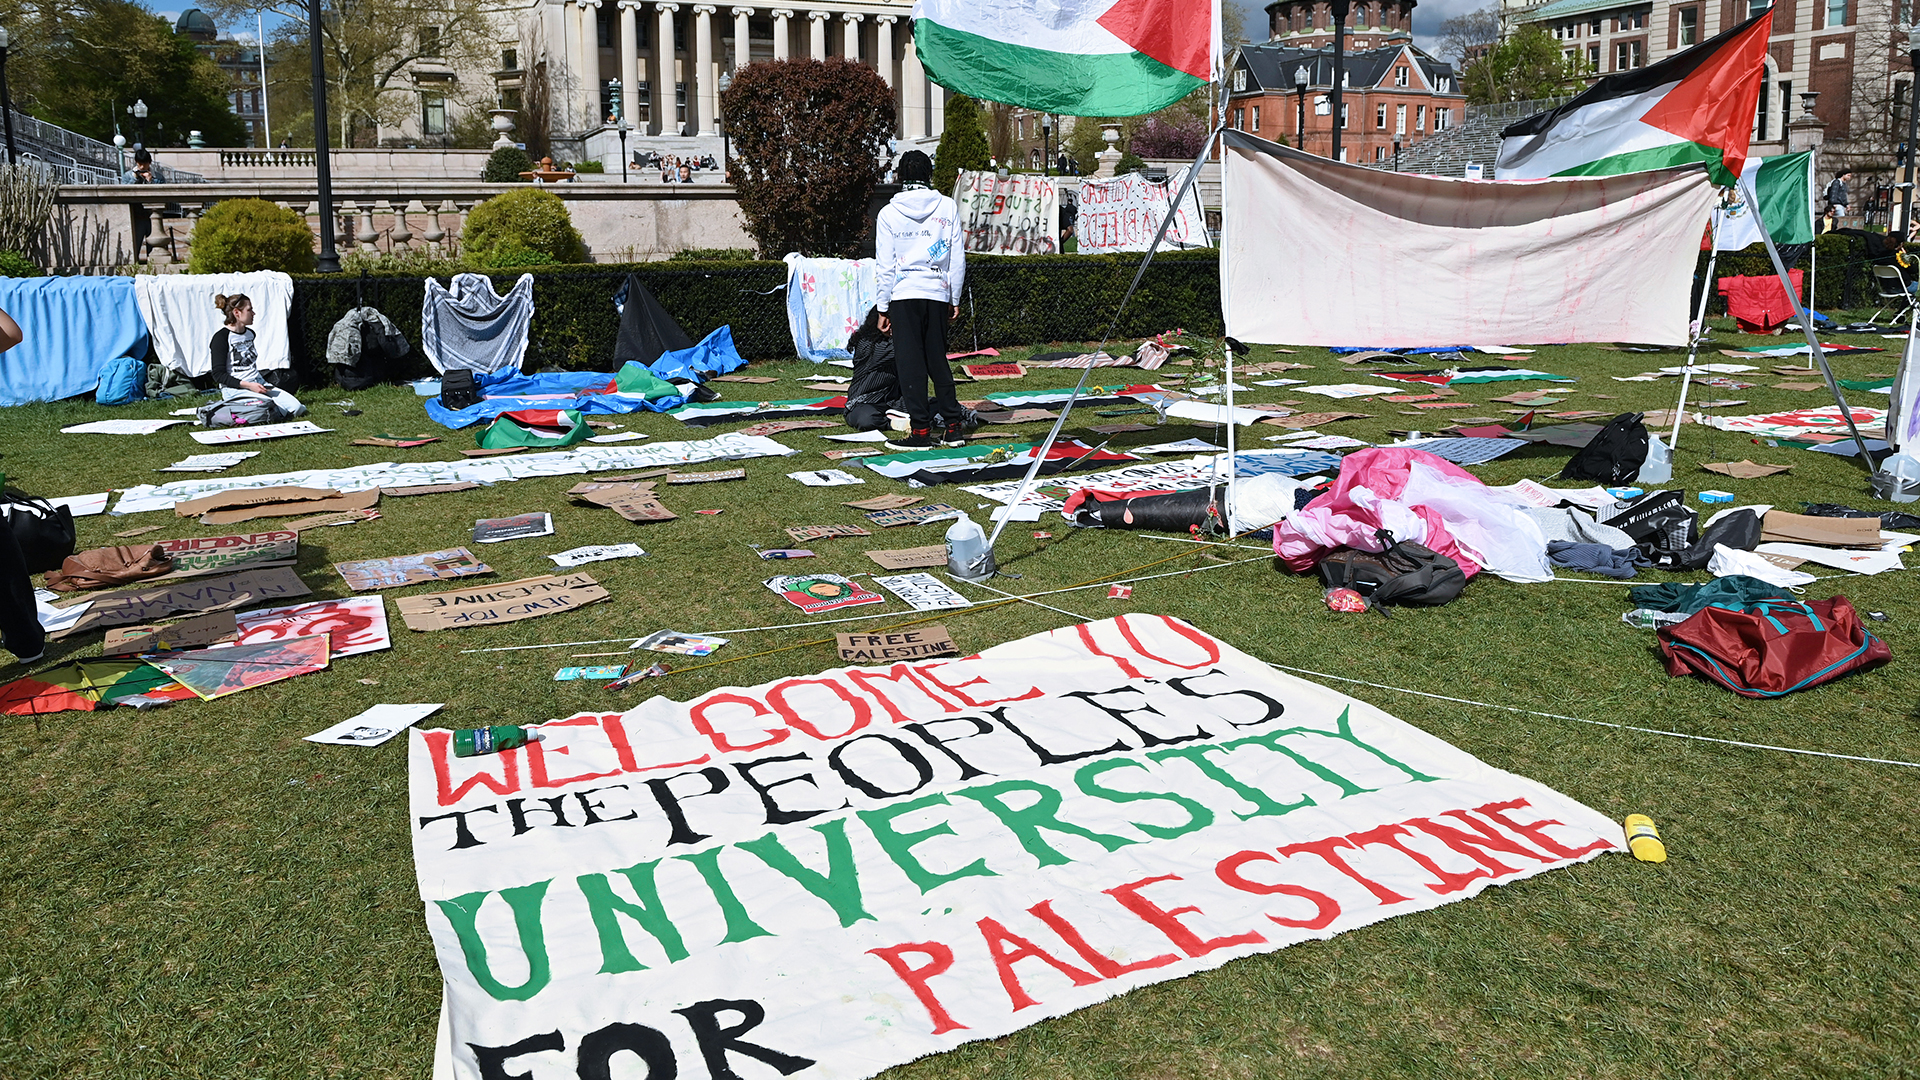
[784,254,875,362]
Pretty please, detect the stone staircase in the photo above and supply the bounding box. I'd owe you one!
[1371,97,1571,178]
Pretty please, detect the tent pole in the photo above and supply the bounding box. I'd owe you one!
[1742,175,1879,470]
[1671,200,1724,450]
[980,126,1225,557]
[1806,241,1818,370]
[1895,286,1920,453]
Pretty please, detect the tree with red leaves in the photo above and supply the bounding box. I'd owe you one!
[721,58,897,258]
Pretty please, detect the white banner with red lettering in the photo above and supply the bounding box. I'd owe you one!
[1074,168,1208,254]
[413,615,1621,1080]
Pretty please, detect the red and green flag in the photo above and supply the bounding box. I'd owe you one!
[912,0,1220,117]
[1496,10,1772,187]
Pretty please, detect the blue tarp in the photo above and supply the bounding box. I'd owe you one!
[649,325,747,381]
[0,277,149,407]
[424,367,687,429]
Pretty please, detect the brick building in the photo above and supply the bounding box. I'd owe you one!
[1228,0,1466,164]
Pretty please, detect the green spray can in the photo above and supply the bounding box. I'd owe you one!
[452,725,543,757]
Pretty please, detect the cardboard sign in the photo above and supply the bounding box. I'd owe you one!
[1702,460,1793,479]
[102,610,241,656]
[570,481,656,497]
[336,548,491,591]
[1760,511,1882,549]
[1260,411,1370,429]
[786,524,872,542]
[864,546,949,570]
[283,508,381,531]
[175,486,339,518]
[352,436,442,448]
[187,421,332,445]
[835,623,957,661]
[763,573,886,614]
[149,634,331,699]
[472,513,555,544]
[667,469,746,484]
[865,503,962,528]
[549,544,647,568]
[383,482,481,497]
[963,363,1026,380]
[872,572,972,610]
[577,484,677,522]
[396,574,610,632]
[159,451,260,472]
[234,595,391,658]
[55,567,312,638]
[200,487,379,526]
[153,531,299,578]
[846,494,923,510]
[738,420,842,437]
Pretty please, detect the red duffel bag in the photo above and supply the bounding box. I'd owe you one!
[1657,596,1890,698]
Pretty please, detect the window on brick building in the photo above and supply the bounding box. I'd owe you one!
[1395,104,1407,133]
[1435,107,1450,130]
[1252,105,1261,130]
[1234,107,1245,130]
[1376,104,1387,128]
[1589,44,1600,68]
[1678,7,1698,44]
[1825,0,1847,26]
[1617,40,1643,69]
[1416,104,1425,130]
[1395,65,1408,86]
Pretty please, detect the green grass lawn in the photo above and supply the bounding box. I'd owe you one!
[2,321,1918,1080]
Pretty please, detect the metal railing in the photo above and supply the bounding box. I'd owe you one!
[6,108,204,183]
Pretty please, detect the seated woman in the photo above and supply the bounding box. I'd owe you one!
[842,306,975,433]
[209,293,305,417]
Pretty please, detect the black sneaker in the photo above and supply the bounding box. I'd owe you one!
[9,649,44,665]
[886,427,936,451]
[941,422,968,447]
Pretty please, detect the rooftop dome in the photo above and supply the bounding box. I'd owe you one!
[175,8,218,40]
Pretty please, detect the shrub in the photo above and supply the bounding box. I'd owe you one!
[933,95,990,194]
[1118,152,1146,175]
[0,250,42,277]
[1130,115,1208,160]
[461,187,585,266]
[189,198,317,274]
[569,160,605,173]
[724,58,896,257]
[482,145,533,183]
[670,247,756,261]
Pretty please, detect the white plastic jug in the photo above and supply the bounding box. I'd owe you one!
[1638,434,1673,484]
[1874,448,1920,503]
[945,515,996,581]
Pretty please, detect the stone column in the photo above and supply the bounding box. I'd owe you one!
[874,15,895,87]
[901,19,923,137]
[694,4,717,135]
[771,8,792,59]
[655,2,679,134]
[618,0,640,125]
[930,81,944,135]
[840,11,862,63]
[808,10,828,60]
[565,0,585,129]
[579,0,604,128]
[732,6,751,69]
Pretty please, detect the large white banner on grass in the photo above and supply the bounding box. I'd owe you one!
[412,614,1622,1080]
[1220,130,1716,347]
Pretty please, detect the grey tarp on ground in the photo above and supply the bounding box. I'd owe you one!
[420,273,534,375]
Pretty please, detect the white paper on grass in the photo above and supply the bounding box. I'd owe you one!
[821,430,891,442]
[989,504,1046,522]
[1710,544,1818,587]
[1266,430,1322,441]
[1754,534,1909,575]
[47,492,109,516]
[110,432,798,513]
[1292,383,1404,399]
[1165,400,1277,427]
[160,451,260,472]
[586,431,651,443]
[1282,435,1370,450]
[60,418,190,435]
[549,544,647,567]
[1473,345,1535,353]
[1187,383,1253,395]
[189,421,334,445]
[872,571,973,610]
[306,703,443,746]
[1253,378,1308,387]
[409,614,1625,1080]
[33,589,89,634]
[1134,439,1228,454]
[827,358,854,368]
[787,468,866,486]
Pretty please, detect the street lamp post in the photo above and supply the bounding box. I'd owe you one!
[618,119,630,183]
[1042,119,1052,176]
[130,99,148,150]
[1903,26,1920,236]
[1294,64,1309,152]
[1330,0,1350,162]
[0,27,16,164]
[717,70,732,180]
[306,0,339,272]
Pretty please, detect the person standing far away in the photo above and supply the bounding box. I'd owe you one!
[1825,171,1852,220]
[876,150,966,450]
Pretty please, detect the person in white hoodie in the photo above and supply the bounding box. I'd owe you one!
[875,150,967,449]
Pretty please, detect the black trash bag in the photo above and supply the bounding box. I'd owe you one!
[0,488,77,574]
[1601,489,1698,567]
[1070,488,1222,533]
[612,275,695,367]
[1561,412,1650,483]
[1802,502,1920,531]
[326,306,409,389]
[1673,507,1763,570]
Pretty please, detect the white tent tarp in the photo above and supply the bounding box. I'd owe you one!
[1219,131,1717,347]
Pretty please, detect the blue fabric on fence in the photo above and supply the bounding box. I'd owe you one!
[0,277,149,407]
[649,325,746,382]
[424,367,687,429]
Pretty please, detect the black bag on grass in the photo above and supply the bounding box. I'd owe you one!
[1673,508,1763,570]
[1601,489,1699,567]
[1561,412,1649,483]
[1318,530,1466,611]
[0,489,77,574]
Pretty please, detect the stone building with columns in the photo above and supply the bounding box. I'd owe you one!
[509,0,951,162]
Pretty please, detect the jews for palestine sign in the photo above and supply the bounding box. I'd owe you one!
[410,615,1621,1080]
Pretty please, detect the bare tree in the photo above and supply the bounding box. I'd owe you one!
[1437,5,1502,68]
[984,101,1016,164]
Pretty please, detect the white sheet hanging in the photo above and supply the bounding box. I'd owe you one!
[133,271,294,376]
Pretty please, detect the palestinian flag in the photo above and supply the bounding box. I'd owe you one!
[1714,151,1816,250]
[1495,10,1771,187]
[913,0,1220,116]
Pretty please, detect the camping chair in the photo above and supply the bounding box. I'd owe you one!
[1868,264,1913,326]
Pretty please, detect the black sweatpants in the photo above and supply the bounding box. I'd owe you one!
[0,517,44,661]
[890,298,960,429]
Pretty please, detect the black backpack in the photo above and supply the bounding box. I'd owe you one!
[440,370,483,410]
[1318,530,1467,614]
[1561,412,1650,483]
[0,489,78,574]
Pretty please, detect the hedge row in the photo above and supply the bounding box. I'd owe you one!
[286,250,1224,385]
[1695,233,1882,316]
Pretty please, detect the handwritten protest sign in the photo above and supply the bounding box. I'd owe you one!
[408,615,1622,1080]
[396,574,608,632]
[956,171,1061,255]
[1075,167,1208,254]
